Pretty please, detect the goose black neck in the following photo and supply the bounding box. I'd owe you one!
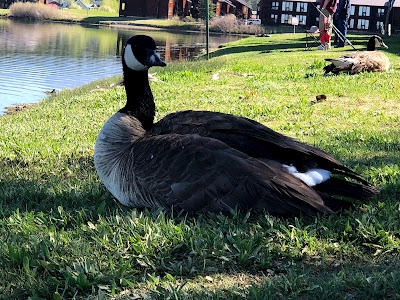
[120,66,155,131]
[366,39,376,51]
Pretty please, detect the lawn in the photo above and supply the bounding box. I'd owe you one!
[66,8,118,19]
[0,33,399,299]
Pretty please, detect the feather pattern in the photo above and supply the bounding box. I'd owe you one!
[324,35,390,75]
[94,35,379,216]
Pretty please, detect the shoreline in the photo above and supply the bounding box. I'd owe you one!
[1,13,259,36]
[4,103,36,115]
[0,12,254,116]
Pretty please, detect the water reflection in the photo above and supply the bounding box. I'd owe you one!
[0,19,242,113]
[115,29,240,62]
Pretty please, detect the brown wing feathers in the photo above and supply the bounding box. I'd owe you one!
[128,133,334,215]
[154,110,370,185]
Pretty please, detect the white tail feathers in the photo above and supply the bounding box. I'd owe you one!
[284,165,331,187]
[329,57,355,68]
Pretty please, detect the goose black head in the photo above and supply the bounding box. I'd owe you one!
[123,35,166,72]
[367,35,388,51]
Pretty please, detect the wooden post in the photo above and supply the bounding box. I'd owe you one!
[206,0,209,60]
[168,0,174,18]
[182,0,186,15]
[243,6,248,19]
[165,35,171,62]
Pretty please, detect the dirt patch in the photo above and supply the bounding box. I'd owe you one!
[5,103,36,115]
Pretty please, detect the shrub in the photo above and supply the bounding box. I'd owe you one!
[209,14,265,35]
[237,23,265,35]
[182,16,195,22]
[210,14,237,33]
[98,0,119,13]
[9,2,62,20]
[170,15,181,22]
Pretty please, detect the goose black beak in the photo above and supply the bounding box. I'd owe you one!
[146,50,166,67]
[381,42,389,49]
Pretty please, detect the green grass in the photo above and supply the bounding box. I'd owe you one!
[66,8,118,18]
[1,33,400,299]
[82,16,202,31]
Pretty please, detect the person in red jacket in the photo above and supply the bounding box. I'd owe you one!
[318,0,338,50]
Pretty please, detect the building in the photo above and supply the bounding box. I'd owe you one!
[259,0,319,28]
[258,0,400,32]
[120,0,170,18]
[349,0,399,32]
[119,0,252,19]
[214,0,252,18]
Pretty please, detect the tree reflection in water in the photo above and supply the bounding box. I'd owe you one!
[0,18,241,112]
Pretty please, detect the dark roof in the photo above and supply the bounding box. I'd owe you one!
[234,0,252,9]
[352,0,400,7]
[298,0,399,5]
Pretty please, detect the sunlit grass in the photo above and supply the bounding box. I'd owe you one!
[66,8,118,18]
[0,33,399,299]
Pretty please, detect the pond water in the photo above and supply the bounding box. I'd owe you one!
[0,19,242,113]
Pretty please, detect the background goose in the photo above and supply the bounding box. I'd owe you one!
[323,35,390,75]
[94,35,378,216]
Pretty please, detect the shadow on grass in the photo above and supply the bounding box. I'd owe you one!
[146,258,400,299]
[0,127,398,220]
[337,34,400,57]
[0,154,123,219]
[207,34,400,60]
[208,38,312,59]
[0,142,399,298]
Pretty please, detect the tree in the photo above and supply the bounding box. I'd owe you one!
[384,0,395,35]
[196,0,216,20]
[246,0,258,11]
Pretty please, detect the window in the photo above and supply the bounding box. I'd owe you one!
[296,2,307,12]
[282,1,293,12]
[297,14,306,25]
[281,13,291,24]
[377,8,385,17]
[271,14,278,23]
[271,1,279,10]
[350,5,355,15]
[358,6,370,17]
[349,18,354,28]
[357,19,369,29]
[376,21,384,31]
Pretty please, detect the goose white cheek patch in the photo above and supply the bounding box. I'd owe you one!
[283,165,331,187]
[124,44,148,71]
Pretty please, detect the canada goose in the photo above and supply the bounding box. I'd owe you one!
[44,89,56,94]
[324,35,390,75]
[94,35,378,216]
